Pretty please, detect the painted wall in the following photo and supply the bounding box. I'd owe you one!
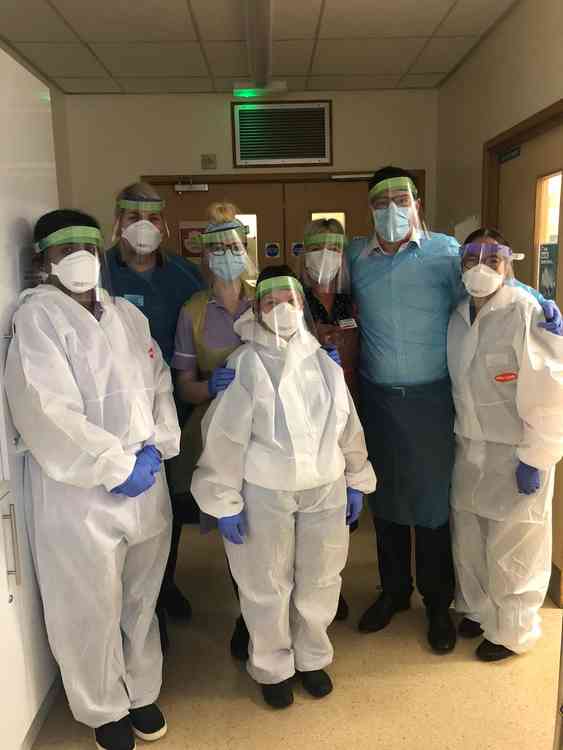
[52,89,438,241]
[437,0,563,233]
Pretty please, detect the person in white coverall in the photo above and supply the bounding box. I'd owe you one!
[191,265,376,709]
[5,210,180,750]
[448,228,563,662]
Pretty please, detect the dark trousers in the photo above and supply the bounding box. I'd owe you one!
[374,515,455,612]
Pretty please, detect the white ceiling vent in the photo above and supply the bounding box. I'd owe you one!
[232,101,332,167]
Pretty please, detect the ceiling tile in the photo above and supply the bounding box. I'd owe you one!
[313,38,427,76]
[1,1,76,42]
[309,75,400,90]
[117,77,213,93]
[272,40,314,76]
[399,73,444,88]
[412,36,478,73]
[190,0,245,41]
[320,0,455,38]
[14,43,109,77]
[204,42,248,76]
[438,0,516,36]
[50,0,196,42]
[273,0,323,39]
[92,42,207,77]
[55,77,121,93]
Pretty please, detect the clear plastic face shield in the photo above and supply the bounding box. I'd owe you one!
[200,223,257,290]
[113,199,169,257]
[254,276,317,349]
[301,232,350,294]
[460,241,524,298]
[368,176,429,250]
[33,225,109,306]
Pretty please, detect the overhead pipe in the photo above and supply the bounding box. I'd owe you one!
[244,0,273,88]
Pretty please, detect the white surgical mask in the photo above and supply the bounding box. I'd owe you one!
[122,219,162,256]
[51,251,100,294]
[373,202,411,243]
[262,302,303,339]
[305,250,342,284]
[462,264,504,298]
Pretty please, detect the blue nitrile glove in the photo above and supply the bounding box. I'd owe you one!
[218,511,246,545]
[539,301,563,335]
[208,367,236,397]
[346,488,363,526]
[322,344,341,366]
[516,461,541,495]
[111,454,156,497]
[138,444,162,474]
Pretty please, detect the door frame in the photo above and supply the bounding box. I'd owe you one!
[481,98,563,228]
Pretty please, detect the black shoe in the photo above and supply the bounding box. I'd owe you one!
[335,593,349,621]
[156,605,169,654]
[427,609,457,654]
[129,704,167,742]
[95,717,135,750]
[299,669,333,699]
[458,617,484,639]
[261,679,294,709]
[159,584,192,621]
[358,592,411,633]
[230,615,250,661]
[476,639,516,662]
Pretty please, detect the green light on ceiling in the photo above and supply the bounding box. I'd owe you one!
[234,88,263,99]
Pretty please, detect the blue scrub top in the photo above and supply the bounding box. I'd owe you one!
[104,246,205,365]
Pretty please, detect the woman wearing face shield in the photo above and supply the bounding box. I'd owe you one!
[191,265,376,709]
[300,219,360,621]
[105,183,204,640]
[448,228,563,662]
[6,210,181,750]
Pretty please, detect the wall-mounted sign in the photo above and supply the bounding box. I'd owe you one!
[179,221,207,260]
[264,241,281,259]
[539,243,558,299]
[291,241,304,257]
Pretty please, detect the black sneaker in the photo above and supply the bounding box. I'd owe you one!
[358,592,411,633]
[476,639,516,662]
[458,617,484,639]
[335,593,349,621]
[299,669,333,698]
[261,679,294,709]
[159,584,192,621]
[95,717,135,750]
[230,615,250,661]
[129,704,167,742]
[427,609,457,654]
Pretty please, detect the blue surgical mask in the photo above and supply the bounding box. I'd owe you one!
[208,251,248,281]
[373,202,411,243]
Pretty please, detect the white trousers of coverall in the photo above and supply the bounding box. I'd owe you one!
[25,455,172,728]
[225,477,349,685]
[452,488,553,654]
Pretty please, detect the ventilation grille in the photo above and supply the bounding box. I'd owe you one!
[233,102,332,167]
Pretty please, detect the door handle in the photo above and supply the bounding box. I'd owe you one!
[2,504,21,586]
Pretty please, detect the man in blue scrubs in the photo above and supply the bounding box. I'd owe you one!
[105,182,204,643]
[348,166,559,655]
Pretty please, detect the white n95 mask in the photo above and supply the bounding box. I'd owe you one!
[51,251,100,293]
[462,264,504,298]
[305,250,342,284]
[122,220,162,255]
[262,302,304,339]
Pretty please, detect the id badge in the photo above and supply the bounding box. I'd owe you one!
[338,318,358,330]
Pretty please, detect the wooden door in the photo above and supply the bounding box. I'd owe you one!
[497,122,563,605]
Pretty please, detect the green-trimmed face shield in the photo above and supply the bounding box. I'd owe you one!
[200,222,256,284]
[34,225,103,295]
[114,197,168,254]
[367,176,428,245]
[255,275,317,344]
[301,232,349,293]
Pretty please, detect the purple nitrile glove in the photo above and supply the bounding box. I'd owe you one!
[346,487,363,526]
[218,511,247,544]
[323,344,342,366]
[516,461,540,495]
[208,367,236,397]
[539,301,563,335]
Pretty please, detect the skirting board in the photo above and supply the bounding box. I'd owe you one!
[21,677,61,750]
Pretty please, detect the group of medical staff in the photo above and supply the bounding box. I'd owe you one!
[5,166,563,750]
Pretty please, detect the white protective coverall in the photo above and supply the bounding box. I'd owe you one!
[447,284,563,653]
[5,286,180,727]
[191,308,376,684]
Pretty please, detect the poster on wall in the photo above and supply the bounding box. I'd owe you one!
[179,221,208,260]
[291,242,304,258]
[539,243,558,299]
[264,242,281,259]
